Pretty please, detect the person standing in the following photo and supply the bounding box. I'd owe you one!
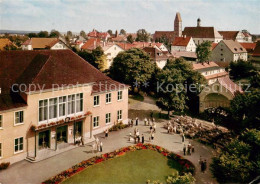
[203,159,207,172]
[144,118,147,126]
[183,144,186,155]
[142,134,145,144]
[181,133,185,143]
[131,119,134,127]
[151,132,154,141]
[92,143,96,153]
[150,111,153,119]
[100,141,103,152]
[192,145,195,153]
[136,117,139,126]
[105,129,109,139]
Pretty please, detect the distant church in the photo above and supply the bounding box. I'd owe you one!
[153,12,182,43]
[153,12,223,45]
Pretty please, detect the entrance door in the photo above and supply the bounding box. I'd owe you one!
[56,125,68,143]
[39,130,50,149]
[74,121,83,143]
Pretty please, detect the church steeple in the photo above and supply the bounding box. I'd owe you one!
[197,18,201,27]
[174,12,182,38]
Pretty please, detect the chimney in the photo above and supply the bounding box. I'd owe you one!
[184,35,186,38]
[197,18,201,27]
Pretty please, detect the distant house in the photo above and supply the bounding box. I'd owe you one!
[21,38,69,50]
[193,62,228,85]
[143,47,170,69]
[171,36,196,52]
[211,40,247,67]
[182,18,223,44]
[101,43,124,69]
[171,51,197,61]
[87,29,110,41]
[81,38,102,51]
[219,30,253,43]
[251,41,260,70]
[0,38,17,51]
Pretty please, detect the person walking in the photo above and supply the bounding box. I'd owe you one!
[192,145,195,153]
[131,119,134,127]
[183,144,186,155]
[203,159,207,172]
[144,118,147,126]
[153,124,156,133]
[187,142,191,155]
[100,141,103,152]
[142,134,145,144]
[151,132,154,141]
[136,117,139,126]
[137,135,140,143]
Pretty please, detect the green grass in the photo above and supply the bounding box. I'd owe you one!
[63,149,181,184]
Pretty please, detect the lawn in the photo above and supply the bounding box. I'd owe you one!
[63,149,181,184]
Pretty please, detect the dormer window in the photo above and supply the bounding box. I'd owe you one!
[234,48,237,51]
[240,48,243,51]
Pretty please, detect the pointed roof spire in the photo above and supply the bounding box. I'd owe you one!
[175,12,182,22]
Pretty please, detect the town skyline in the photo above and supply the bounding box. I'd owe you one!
[0,0,260,34]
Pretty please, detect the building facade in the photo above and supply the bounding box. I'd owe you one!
[171,36,196,52]
[21,38,69,50]
[0,50,128,164]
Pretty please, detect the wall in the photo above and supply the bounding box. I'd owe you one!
[104,45,124,69]
[51,42,69,50]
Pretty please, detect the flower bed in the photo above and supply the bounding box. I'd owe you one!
[42,143,195,184]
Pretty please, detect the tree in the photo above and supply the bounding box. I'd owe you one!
[195,41,211,63]
[80,30,86,38]
[3,44,18,51]
[211,129,260,183]
[49,29,60,38]
[109,48,155,91]
[230,89,260,131]
[155,35,170,50]
[107,30,113,35]
[77,46,106,71]
[156,58,205,115]
[229,60,257,80]
[136,29,150,42]
[148,172,195,184]
[27,32,38,38]
[120,29,126,35]
[67,31,73,38]
[127,34,134,43]
[249,72,260,89]
[38,31,49,38]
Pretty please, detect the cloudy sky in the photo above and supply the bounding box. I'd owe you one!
[0,0,259,34]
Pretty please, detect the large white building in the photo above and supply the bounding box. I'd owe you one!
[21,38,69,50]
[171,36,196,52]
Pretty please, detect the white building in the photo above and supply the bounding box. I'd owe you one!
[171,36,196,52]
[219,30,253,43]
[102,44,124,69]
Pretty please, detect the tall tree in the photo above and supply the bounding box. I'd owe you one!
[196,41,212,63]
[107,30,113,35]
[136,29,150,42]
[27,33,38,38]
[80,30,86,38]
[229,59,257,80]
[38,31,49,37]
[127,34,134,43]
[120,29,126,35]
[77,46,106,71]
[49,29,60,38]
[109,48,155,91]
[156,58,205,115]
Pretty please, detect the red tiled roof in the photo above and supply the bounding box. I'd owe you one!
[0,93,27,111]
[219,31,239,40]
[211,43,218,50]
[239,43,256,53]
[172,37,192,46]
[192,61,219,70]
[81,38,101,50]
[183,27,222,38]
[218,76,243,96]
[153,31,175,42]
[0,38,17,50]
[142,47,169,61]
[204,71,228,80]
[171,51,197,59]
[88,30,110,39]
[22,38,62,49]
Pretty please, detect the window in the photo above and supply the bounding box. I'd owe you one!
[117,110,122,120]
[117,91,123,101]
[76,93,83,112]
[106,93,111,104]
[59,96,66,117]
[0,143,2,158]
[93,116,99,127]
[15,111,24,125]
[94,95,100,106]
[106,113,111,124]
[49,98,57,119]
[14,137,23,153]
[0,115,2,128]
[39,100,48,121]
[68,95,75,115]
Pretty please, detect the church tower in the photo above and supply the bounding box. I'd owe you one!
[174,12,182,38]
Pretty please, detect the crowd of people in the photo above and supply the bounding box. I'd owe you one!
[92,137,103,153]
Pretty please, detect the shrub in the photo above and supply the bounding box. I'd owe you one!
[109,122,128,131]
[0,162,10,170]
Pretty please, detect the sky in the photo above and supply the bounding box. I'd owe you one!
[0,0,259,34]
